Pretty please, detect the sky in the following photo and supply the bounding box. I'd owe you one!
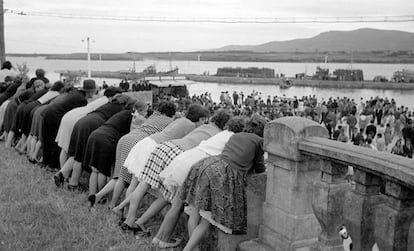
[3,0,414,53]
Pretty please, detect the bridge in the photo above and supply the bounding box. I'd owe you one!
[217,117,414,251]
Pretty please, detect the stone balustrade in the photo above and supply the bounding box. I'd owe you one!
[238,117,414,251]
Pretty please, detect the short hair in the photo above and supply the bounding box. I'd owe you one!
[1,61,12,70]
[185,104,210,122]
[103,86,122,97]
[210,110,231,130]
[157,101,176,118]
[35,68,46,77]
[133,100,147,113]
[244,114,267,137]
[51,81,65,92]
[225,116,245,133]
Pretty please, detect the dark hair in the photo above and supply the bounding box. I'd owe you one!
[51,81,65,92]
[225,116,245,133]
[185,104,210,122]
[4,76,14,82]
[210,110,231,130]
[157,101,176,118]
[244,114,266,137]
[1,61,12,70]
[103,86,122,97]
[35,68,46,77]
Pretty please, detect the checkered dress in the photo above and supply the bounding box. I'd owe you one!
[115,111,173,183]
[137,141,183,195]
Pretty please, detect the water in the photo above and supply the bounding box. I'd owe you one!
[8,56,414,108]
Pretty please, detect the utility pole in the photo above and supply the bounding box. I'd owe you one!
[82,37,93,78]
[0,0,6,64]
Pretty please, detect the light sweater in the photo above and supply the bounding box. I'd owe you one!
[171,123,221,151]
[150,117,195,143]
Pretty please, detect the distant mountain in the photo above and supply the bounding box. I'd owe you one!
[214,28,414,52]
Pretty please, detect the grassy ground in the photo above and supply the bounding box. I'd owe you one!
[0,144,188,251]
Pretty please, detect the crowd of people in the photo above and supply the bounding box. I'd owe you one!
[0,60,413,250]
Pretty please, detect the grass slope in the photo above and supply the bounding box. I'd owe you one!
[0,144,184,251]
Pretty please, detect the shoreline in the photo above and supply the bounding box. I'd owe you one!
[186,75,414,90]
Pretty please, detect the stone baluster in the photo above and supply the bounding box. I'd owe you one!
[374,179,414,251]
[342,168,383,250]
[312,161,352,250]
[240,117,329,250]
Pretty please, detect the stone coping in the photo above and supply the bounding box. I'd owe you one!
[299,136,414,188]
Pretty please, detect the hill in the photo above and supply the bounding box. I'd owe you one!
[215,28,414,52]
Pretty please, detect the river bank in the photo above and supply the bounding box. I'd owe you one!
[186,75,414,90]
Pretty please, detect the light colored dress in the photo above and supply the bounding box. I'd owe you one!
[124,117,195,178]
[55,96,108,152]
[159,130,234,201]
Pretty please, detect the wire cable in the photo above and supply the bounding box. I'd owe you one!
[3,9,414,24]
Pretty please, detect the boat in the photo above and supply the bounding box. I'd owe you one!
[280,78,292,89]
[56,65,180,81]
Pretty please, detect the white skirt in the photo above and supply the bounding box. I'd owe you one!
[124,137,158,177]
[159,148,209,188]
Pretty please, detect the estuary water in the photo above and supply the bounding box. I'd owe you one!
[8,56,414,108]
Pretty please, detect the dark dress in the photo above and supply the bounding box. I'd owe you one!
[67,101,125,170]
[41,90,87,170]
[0,82,21,107]
[3,89,35,133]
[181,132,264,234]
[12,89,48,136]
[83,110,132,176]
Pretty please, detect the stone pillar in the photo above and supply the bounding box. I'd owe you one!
[342,168,383,250]
[241,117,328,251]
[312,161,352,251]
[374,180,414,251]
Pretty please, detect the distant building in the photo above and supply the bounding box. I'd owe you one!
[216,67,275,78]
[333,69,364,81]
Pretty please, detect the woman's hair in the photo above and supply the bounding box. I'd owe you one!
[133,100,147,113]
[1,61,12,70]
[157,100,176,118]
[103,86,122,97]
[185,104,210,122]
[35,68,46,77]
[210,110,231,130]
[225,116,245,133]
[51,81,65,92]
[244,114,267,137]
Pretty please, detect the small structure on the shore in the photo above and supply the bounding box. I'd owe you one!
[392,69,414,83]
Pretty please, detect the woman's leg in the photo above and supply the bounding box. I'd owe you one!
[155,197,184,242]
[136,197,168,227]
[18,135,28,152]
[60,157,74,179]
[97,173,107,192]
[59,149,68,170]
[183,218,210,251]
[68,160,82,186]
[29,136,37,158]
[187,206,200,237]
[123,181,150,226]
[125,176,139,198]
[110,178,127,209]
[5,131,14,148]
[89,167,99,196]
[95,178,116,202]
[32,140,42,161]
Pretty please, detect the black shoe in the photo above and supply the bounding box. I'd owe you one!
[87,194,96,207]
[54,172,65,187]
[120,222,145,235]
